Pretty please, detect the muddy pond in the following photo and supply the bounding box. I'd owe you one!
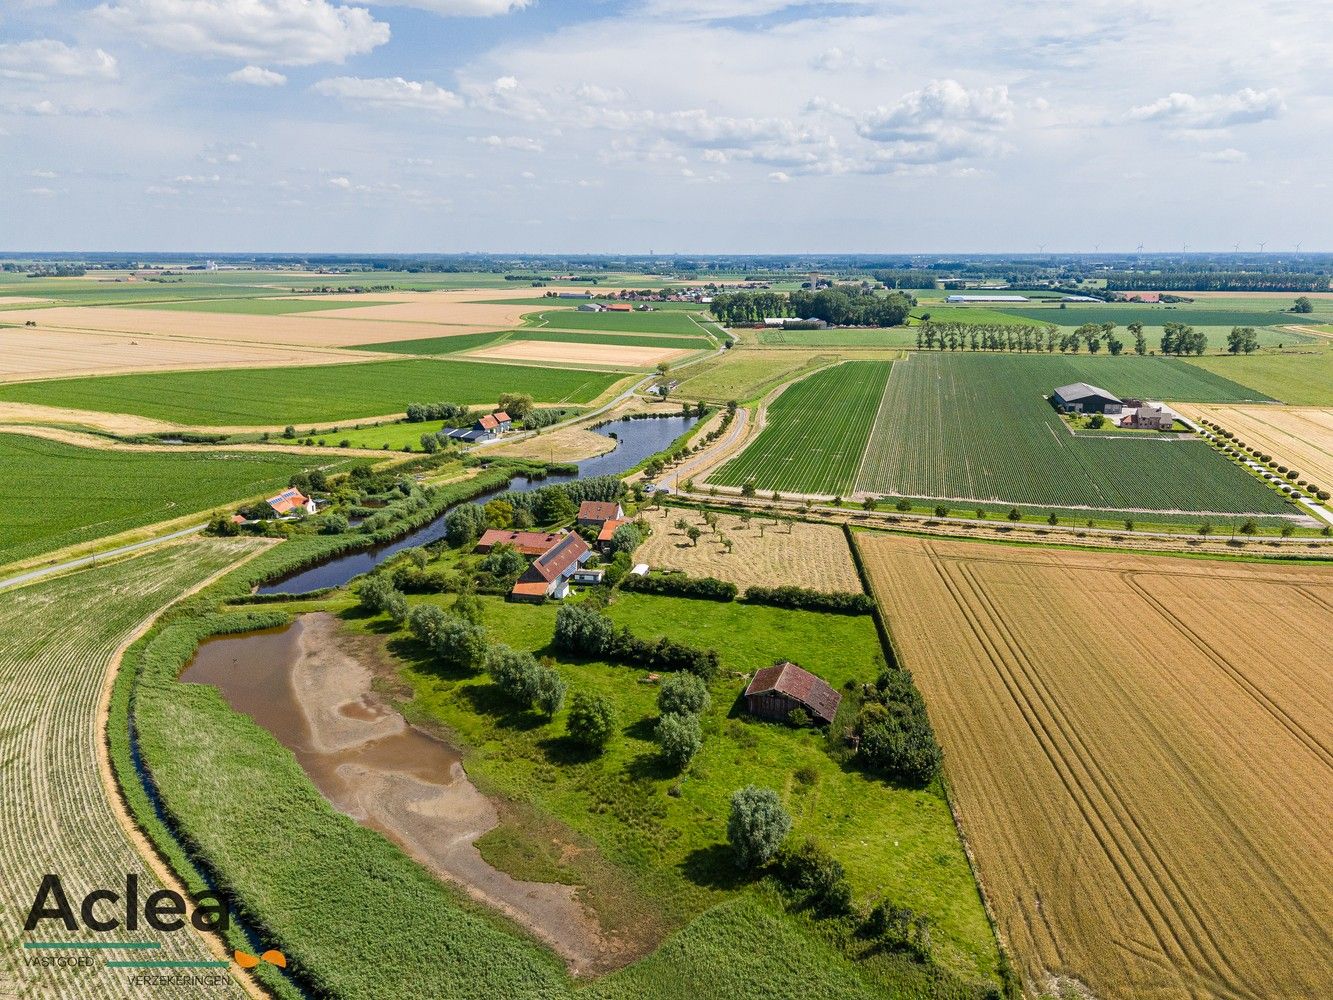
[181,612,608,972]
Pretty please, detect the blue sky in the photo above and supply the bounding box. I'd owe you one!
[1,1,1328,253]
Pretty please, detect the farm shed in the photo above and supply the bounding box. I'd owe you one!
[1052,382,1124,414]
[577,303,605,312]
[743,661,841,726]
[945,294,1029,303]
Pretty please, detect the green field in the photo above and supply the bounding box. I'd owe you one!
[527,309,716,336]
[0,434,338,565]
[512,329,716,351]
[854,354,1293,514]
[758,327,918,348]
[987,304,1326,328]
[1186,348,1333,405]
[673,350,846,403]
[133,297,391,315]
[352,330,513,355]
[0,359,629,426]
[711,362,893,495]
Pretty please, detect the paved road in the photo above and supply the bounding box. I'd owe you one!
[0,523,205,591]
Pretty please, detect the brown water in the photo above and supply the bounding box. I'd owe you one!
[181,612,606,972]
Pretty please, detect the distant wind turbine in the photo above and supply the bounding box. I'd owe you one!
[1258,241,1267,253]
[1093,243,1101,253]
[1037,243,1046,253]
[1135,243,1144,253]
[1233,242,1240,252]
[1295,241,1302,252]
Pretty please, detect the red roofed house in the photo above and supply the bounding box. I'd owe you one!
[577,500,624,525]
[510,532,592,603]
[743,661,842,726]
[475,529,564,556]
[474,411,513,438]
[606,303,633,312]
[266,488,317,517]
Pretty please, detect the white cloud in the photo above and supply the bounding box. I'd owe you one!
[30,169,58,179]
[0,40,118,81]
[94,0,388,66]
[855,79,1013,142]
[768,171,791,183]
[27,187,57,197]
[1126,88,1284,129]
[228,65,287,86]
[173,173,222,184]
[1202,147,1247,163]
[328,176,352,188]
[811,47,860,72]
[313,76,464,113]
[370,0,531,15]
[473,134,545,152]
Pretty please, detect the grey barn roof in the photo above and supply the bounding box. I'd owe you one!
[1053,382,1122,403]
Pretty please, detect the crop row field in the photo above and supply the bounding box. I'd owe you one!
[710,361,893,495]
[856,533,1333,1000]
[0,539,260,998]
[985,304,1326,329]
[1175,403,1333,488]
[0,433,340,565]
[0,359,629,427]
[855,354,1290,513]
[525,308,715,336]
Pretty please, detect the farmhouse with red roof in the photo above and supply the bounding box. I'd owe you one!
[266,488,316,517]
[743,661,841,726]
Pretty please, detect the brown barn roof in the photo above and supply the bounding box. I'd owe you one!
[744,661,841,724]
[522,532,590,583]
[578,500,622,523]
[475,529,563,556]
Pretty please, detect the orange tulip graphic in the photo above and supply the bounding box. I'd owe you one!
[235,949,287,969]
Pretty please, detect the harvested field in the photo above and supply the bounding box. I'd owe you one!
[486,426,617,463]
[636,510,861,592]
[466,339,694,368]
[0,326,383,382]
[1176,403,1333,487]
[857,532,1333,1000]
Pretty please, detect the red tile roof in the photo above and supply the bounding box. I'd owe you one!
[597,518,627,542]
[578,500,622,523]
[744,661,842,724]
[510,581,550,599]
[266,488,310,515]
[478,413,500,430]
[492,411,511,423]
[476,529,564,556]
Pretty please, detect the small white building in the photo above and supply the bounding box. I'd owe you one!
[578,302,606,312]
[945,294,1030,303]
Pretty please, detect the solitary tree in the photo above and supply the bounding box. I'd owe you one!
[1293,296,1314,314]
[566,693,616,751]
[727,786,791,869]
[686,525,702,546]
[656,712,703,770]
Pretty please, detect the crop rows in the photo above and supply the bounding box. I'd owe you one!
[856,534,1333,1000]
[710,361,893,495]
[855,354,1290,514]
[0,540,257,998]
[0,433,338,565]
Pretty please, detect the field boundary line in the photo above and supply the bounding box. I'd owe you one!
[95,537,278,1000]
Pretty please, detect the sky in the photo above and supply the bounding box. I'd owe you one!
[1,0,1329,254]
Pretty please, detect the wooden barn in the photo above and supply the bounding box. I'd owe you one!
[742,661,841,726]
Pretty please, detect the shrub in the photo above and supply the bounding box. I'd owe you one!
[445,503,487,547]
[566,693,616,751]
[607,522,646,556]
[322,514,349,535]
[479,544,526,579]
[621,573,737,601]
[355,574,402,617]
[855,668,943,785]
[894,498,912,512]
[531,666,567,718]
[864,900,933,962]
[553,604,720,680]
[742,585,874,615]
[409,606,486,670]
[655,712,702,770]
[727,786,790,869]
[658,672,711,717]
[777,838,852,916]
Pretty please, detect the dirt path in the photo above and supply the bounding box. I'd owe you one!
[278,614,609,974]
[96,539,276,999]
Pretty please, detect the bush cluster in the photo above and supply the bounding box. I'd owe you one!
[854,668,943,786]
[621,572,737,601]
[355,574,407,624]
[486,645,566,717]
[553,604,720,680]
[405,401,468,423]
[406,604,487,671]
[742,584,874,615]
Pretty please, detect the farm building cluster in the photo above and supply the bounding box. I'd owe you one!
[1051,383,1179,430]
[445,410,513,444]
[477,501,628,601]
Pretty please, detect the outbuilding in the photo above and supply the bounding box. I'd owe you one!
[1052,382,1124,414]
[743,661,841,726]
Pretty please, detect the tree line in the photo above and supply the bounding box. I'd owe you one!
[1108,271,1330,293]
[710,287,913,327]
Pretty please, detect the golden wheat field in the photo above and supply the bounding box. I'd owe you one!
[636,511,862,591]
[856,533,1333,1000]
[1177,403,1333,488]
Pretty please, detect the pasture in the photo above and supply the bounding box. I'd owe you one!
[0,539,261,998]
[986,303,1325,328]
[855,353,1290,513]
[0,433,337,565]
[349,330,512,355]
[857,533,1333,1000]
[1186,349,1333,405]
[1175,403,1333,488]
[757,327,918,348]
[672,350,850,403]
[0,359,629,426]
[710,361,893,495]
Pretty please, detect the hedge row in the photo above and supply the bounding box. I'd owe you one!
[742,585,874,615]
[620,572,737,601]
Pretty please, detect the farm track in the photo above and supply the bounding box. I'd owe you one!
[857,533,1333,1000]
[0,539,261,999]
